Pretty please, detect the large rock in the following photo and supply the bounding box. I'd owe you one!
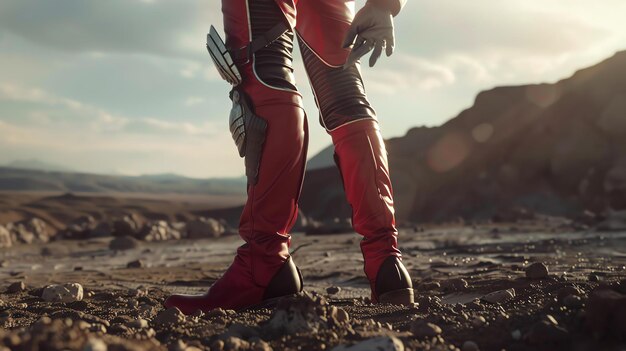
[41,283,84,303]
[9,218,55,244]
[0,225,12,248]
[185,217,225,239]
[61,215,98,239]
[137,221,182,241]
[112,214,144,237]
[264,293,327,335]
[481,288,515,304]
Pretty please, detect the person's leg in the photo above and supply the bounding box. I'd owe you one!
[296,0,413,304]
[165,0,308,314]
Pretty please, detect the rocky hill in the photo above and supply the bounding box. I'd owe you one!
[300,51,626,224]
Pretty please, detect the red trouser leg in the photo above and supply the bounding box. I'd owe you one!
[164,0,307,314]
[296,1,410,303]
[330,119,402,301]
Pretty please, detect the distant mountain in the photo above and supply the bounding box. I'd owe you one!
[306,145,335,170]
[5,159,74,173]
[300,50,626,223]
[0,167,247,196]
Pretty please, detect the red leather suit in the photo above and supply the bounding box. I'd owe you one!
[164,0,409,313]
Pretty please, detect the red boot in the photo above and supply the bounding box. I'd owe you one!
[330,118,414,304]
[164,241,302,314]
[165,96,309,315]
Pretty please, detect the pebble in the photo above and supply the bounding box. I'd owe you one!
[329,306,350,324]
[331,336,404,351]
[588,273,600,282]
[326,286,342,295]
[481,288,515,304]
[6,281,26,294]
[563,294,583,308]
[410,320,442,339]
[126,260,144,269]
[210,339,225,351]
[126,319,148,329]
[525,262,549,279]
[511,329,522,340]
[42,283,84,303]
[471,315,486,328]
[441,278,468,292]
[252,340,273,351]
[83,338,107,351]
[556,285,583,301]
[462,341,479,351]
[153,307,186,326]
[224,336,250,351]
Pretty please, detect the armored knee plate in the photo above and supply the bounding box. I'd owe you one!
[298,38,376,131]
[229,88,267,185]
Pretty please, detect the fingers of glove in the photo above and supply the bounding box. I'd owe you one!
[342,25,359,48]
[369,40,384,67]
[385,34,395,57]
[344,40,375,68]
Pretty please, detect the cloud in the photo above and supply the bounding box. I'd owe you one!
[0,83,218,137]
[0,0,220,61]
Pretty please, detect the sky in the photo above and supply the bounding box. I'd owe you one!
[0,0,625,178]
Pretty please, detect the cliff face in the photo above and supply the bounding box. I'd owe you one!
[300,51,626,223]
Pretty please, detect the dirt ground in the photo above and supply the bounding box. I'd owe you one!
[1,217,625,350]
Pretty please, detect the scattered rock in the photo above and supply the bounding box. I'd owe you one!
[331,336,404,351]
[112,214,144,237]
[9,217,55,244]
[251,340,273,351]
[223,336,250,351]
[138,220,182,242]
[126,319,149,329]
[556,285,583,301]
[326,286,341,295]
[441,278,468,292]
[471,315,486,328]
[109,236,140,251]
[525,262,549,279]
[153,307,186,326]
[264,293,327,334]
[329,306,350,324]
[563,294,584,308]
[588,273,600,282]
[410,320,442,339]
[42,283,84,303]
[0,225,12,248]
[126,260,144,269]
[185,217,225,239]
[83,337,107,351]
[6,281,26,294]
[481,288,515,304]
[462,341,479,351]
[62,215,98,240]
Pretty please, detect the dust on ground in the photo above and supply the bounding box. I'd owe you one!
[1,219,625,351]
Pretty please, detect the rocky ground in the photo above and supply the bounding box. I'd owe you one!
[0,214,625,351]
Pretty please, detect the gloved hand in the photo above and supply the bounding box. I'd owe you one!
[342,2,395,68]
